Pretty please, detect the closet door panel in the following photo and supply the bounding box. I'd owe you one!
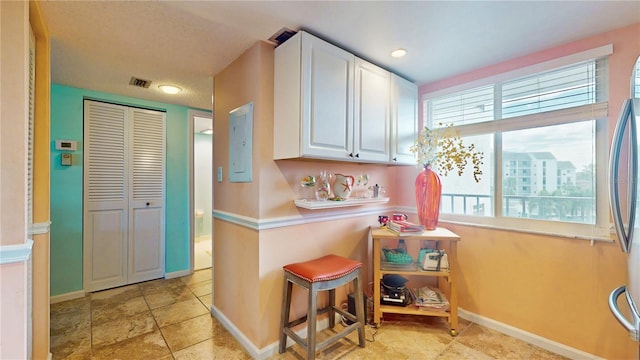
[87,210,127,288]
[129,207,163,282]
[83,101,128,292]
[128,108,166,283]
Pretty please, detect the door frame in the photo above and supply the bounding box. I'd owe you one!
[188,109,213,273]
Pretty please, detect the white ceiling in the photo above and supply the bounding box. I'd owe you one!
[39,1,640,111]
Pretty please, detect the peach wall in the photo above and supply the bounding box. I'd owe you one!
[213,42,266,345]
[0,2,30,359]
[30,1,51,358]
[212,41,400,351]
[257,218,373,347]
[419,24,640,359]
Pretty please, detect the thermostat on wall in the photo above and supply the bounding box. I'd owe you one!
[55,140,77,151]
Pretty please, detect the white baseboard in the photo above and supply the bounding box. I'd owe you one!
[210,304,335,360]
[50,290,85,304]
[459,308,604,360]
[165,269,190,279]
[47,352,52,360]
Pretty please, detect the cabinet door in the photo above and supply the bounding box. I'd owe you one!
[390,74,418,165]
[354,58,390,163]
[301,32,354,160]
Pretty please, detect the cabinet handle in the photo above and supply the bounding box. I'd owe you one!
[348,153,354,158]
[146,202,150,206]
[393,157,397,162]
[355,153,360,158]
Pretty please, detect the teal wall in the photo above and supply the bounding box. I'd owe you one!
[50,84,210,296]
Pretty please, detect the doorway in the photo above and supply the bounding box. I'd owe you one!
[189,110,213,271]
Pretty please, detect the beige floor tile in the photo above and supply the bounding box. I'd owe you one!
[51,296,90,317]
[92,311,157,349]
[529,345,571,359]
[91,284,142,305]
[48,271,565,360]
[50,305,91,335]
[435,342,495,360]
[181,268,212,285]
[161,313,219,352]
[91,295,150,325]
[50,325,91,360]
[143,282,196,309]
[139,277,185,293]
[91,329,171,360]
[173,337,252,360]
[198,293,212,308]
[455,323,536,359]
[188,279,212,297]
[152,297,209,327]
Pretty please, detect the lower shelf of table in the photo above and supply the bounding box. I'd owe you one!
[378,304,451,318]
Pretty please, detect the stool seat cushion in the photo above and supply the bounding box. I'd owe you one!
[283,255,362,283]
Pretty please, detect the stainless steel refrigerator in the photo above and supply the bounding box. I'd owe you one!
[609,97,640,344]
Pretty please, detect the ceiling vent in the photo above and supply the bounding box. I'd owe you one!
[268,27,297,46]
[129,76,152,88]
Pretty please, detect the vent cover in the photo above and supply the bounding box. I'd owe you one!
[268,27,297,46]
[129,77,152,88]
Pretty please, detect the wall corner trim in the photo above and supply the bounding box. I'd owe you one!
[0,239,34,265]
[29,220,51,235]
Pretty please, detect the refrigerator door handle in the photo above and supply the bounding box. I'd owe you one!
[609,99,636,253]
[609,285,640,341]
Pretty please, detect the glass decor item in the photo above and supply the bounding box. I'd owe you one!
[299,175,316,200]
[315,170,333,201]
[415,164,442,230]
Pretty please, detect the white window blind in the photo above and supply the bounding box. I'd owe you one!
[634,57,640,98]
[502,59,604,118]
[428,85,494,127]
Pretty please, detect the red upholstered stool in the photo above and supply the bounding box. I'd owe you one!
[279,254,366,360]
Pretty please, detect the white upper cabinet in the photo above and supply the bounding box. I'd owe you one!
[354,58,391,163]
[390,74,418,165]
[274,30,416,164]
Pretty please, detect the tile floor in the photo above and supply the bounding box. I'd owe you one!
[51,269,569,360]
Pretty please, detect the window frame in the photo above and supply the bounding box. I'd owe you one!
[422,45,612,240]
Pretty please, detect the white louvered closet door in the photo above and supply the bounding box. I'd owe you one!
[84,101,129,292]
[128,108,166,284]
[83,100,166,292]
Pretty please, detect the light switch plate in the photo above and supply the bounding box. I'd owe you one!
[217,166,223,182]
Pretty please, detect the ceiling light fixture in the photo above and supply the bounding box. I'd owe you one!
[159,85,182,94]
[391,48,407,58]
[200,129,213,135]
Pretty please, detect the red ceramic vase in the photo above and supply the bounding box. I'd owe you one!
[415,164,442,230]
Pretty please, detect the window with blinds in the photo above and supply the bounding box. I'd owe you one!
[422,47,610,239]
[428,59,606,128]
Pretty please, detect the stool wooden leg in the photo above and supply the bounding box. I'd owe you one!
[279,276,293,353]
[307,283,319,360]
[354,273,366,347]
[328,288,336,329]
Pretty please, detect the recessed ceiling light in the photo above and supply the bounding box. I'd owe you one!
[159,85,182,94]
[391,48,407,58]
[200,129,213,135]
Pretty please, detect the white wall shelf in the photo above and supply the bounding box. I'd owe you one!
[294,197,389,210]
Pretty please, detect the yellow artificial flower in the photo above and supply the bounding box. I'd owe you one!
[409,123,484,182]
